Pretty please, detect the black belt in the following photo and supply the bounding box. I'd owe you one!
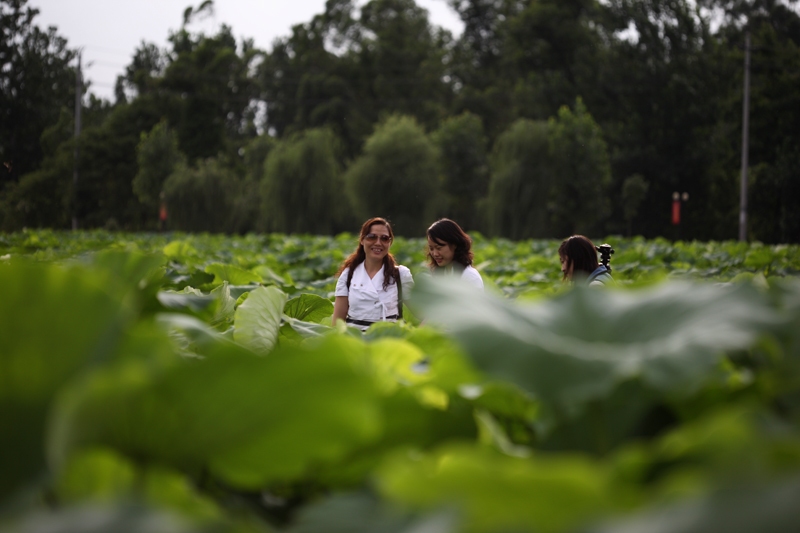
[346,315,399,327]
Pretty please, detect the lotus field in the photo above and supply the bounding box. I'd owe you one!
[2,229,800,533]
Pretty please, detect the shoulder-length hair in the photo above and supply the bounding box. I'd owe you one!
[426,218,474,270]
[337,217,399,290]
[558,235,599,281]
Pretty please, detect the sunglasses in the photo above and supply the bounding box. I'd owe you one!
[364,233,392,244]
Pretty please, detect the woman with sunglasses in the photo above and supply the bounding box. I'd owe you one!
[426,218,483,290]
[333,217,414,330]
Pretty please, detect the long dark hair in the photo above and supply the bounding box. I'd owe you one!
[558,235,599,281]
[337,217,399,290]
[426,218,474,270]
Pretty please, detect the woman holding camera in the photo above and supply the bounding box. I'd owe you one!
[558,235,613,286]
[333,217,414,330]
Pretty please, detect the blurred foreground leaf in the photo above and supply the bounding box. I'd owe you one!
[589,474,800,533]
[377,444,621,533]
[0,261,134,499]
[47,333,383,489]
[412,278,781,415]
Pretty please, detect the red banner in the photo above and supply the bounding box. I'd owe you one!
[672,200,681,225]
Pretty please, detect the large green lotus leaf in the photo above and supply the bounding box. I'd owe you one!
[767,278,800,357]
[366,339,430,394]
[588,474,800,533]
[155,313,238,356]
[0,504,212,533]
[47,333,383,490]
[286,491,457,533]
[313,390,478,490]
[411,277,781,412]
[234,285,287,354]
[157,283,236,329]
[205,263,263,287]
[163,239,200,264]
[535,379,665,454]
[403,327,482,393]
[0,261,134,499]
[79,250,166,293]
[55,448,224,523]
[377,443,621,533]
[158,287,217,313]
[279,317,333,346]
[68,250,167,317]
[459,381,538,423]
[284,293,333,323]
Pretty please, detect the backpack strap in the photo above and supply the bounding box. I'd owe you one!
[395,267,403,320]
[346,262,357,290]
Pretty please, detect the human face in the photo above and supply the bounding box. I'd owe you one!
[361,224,392,260]
[428,237,456,268]
[560,254,573,279]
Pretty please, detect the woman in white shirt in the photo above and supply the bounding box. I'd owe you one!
[426,218,484,290]
[333,217,414,330]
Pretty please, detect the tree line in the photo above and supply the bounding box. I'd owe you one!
[1,0,798,241]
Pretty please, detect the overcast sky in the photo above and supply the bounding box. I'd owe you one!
[28,0,464,101]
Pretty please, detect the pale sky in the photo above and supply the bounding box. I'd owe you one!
[28,0,464,101]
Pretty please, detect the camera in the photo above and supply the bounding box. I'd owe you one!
[596,243,614,272]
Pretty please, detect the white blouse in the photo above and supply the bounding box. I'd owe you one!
[335,263,414,324]
[459,265,484,290]
[430,264,484,290]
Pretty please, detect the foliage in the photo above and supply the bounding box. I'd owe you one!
[260,128,349,234]
[1,231,800,532]
[621,174,649,237]
[0,0,77,182]
[547,98,612,237]
[133,121,185,212]
[4,0,800,241]
[431,112,490,233]
[487,118,553,239]
[162,157,243,233]
[345,115,441,236]
[161,24,263,161]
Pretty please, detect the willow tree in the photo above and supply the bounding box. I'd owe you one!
[486,118,553,239]
[547,98,612,237]
[432,112,490,233]
[345,115,440,237]
[260,128,347,234]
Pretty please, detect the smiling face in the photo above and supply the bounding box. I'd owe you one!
[361,223,392,261]
[428,237,456,268]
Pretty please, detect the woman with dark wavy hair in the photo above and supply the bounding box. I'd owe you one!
[426,218,483,290]
[558,235,613,286]
[333,217,414,330]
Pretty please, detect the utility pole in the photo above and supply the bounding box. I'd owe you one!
[72,51,82,231]
[739,31,750,242]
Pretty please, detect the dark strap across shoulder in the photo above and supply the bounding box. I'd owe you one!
[395,268,403,320]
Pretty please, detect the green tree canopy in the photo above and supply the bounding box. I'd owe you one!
[547,98,612,237]
[432,111,490,233]
[0,0,77,183]
[260,128,347,234]
[162,157,242,232]
[345,115,440,236]
[133,121,186,213]
[487,118,552,239]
